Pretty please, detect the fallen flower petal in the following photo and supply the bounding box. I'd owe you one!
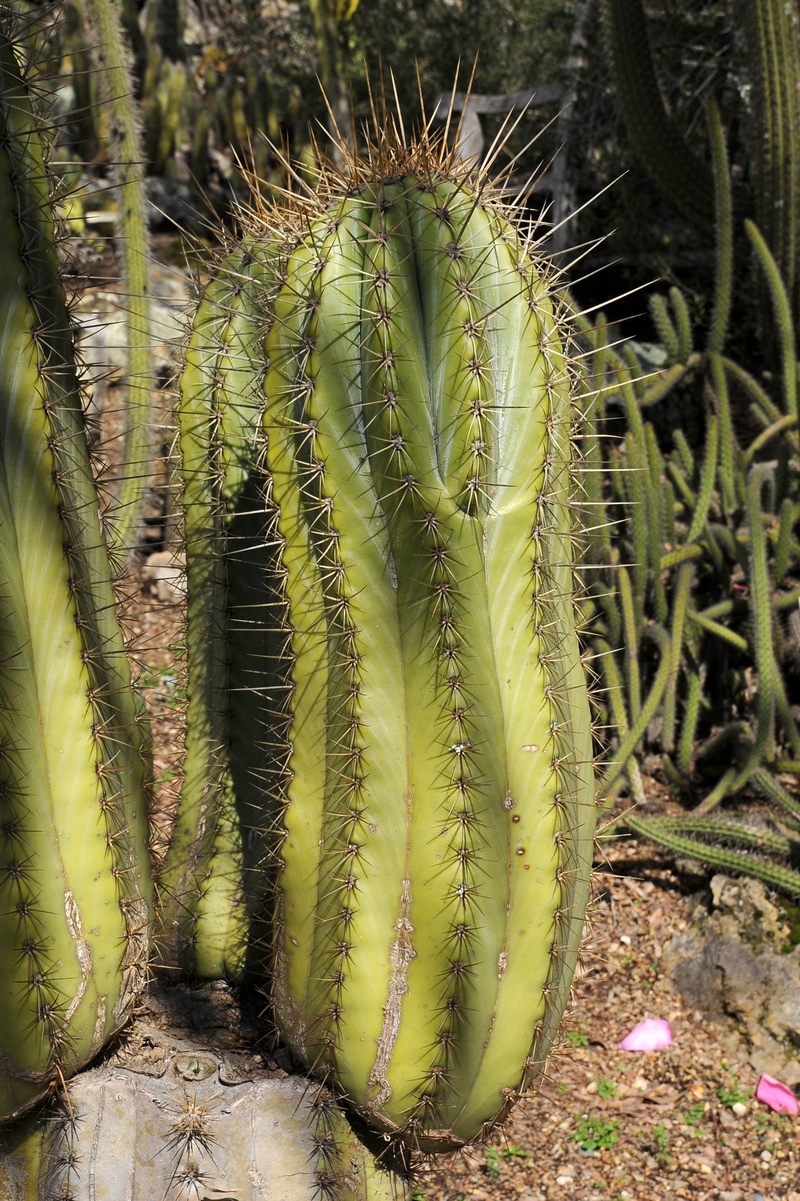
[755,1074,798,1114]
[617,1019,673,1051]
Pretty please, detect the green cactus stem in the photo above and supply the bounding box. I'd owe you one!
[260,127,596,1152]
[157,242,280,980]
[87,0,153,564]
[600,0,715,228]
[0,23,152,1122]
[736,0,800,316]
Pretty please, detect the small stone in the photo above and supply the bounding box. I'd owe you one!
[731,1101,748,1117]
[760,1150,773,1162]
[141,550,186,604]
[556,1164,575,1178]
[173,1052,217,1081]
[619,934,632,945]
[719,1191,743,1201]
[585,1080,598,1094]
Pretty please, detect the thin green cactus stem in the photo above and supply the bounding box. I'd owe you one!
[624,814,800,898]
[669,287,692,363]
[745,220,798,423]
[595,638,647,806]
[709,352,738,514]
[686,414,718,545]
[617,565,641,723]
[706,100,734,355]
[599,624,671,794]
[649,293,679,359]
[640,815,796,859]
[676,648,703,776]
[600,0,715,228]
[739,464,777,781]
[87,0,153,564]
[686,609,749,654]
[662,563,693,755]
[753,766,800,822]
[736,0,800,317]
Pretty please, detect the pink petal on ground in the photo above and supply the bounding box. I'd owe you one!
[617,1019,673,1051]
[755,1074,798,1114]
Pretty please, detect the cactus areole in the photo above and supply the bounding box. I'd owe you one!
[263,134,596,1152]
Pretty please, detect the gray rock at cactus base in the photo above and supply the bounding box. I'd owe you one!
[72,261,192,420]
[662,874,800,1085]
[0,983,378,1200]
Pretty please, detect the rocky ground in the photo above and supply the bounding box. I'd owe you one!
[424,839,799,1201]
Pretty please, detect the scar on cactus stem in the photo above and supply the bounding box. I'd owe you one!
[234,97,596,1154]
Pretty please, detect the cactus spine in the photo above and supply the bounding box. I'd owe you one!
[263,133,595,1150]
[0,26,152,1120]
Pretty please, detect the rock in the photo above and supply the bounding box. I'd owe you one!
[141,550,186,604]
[663,874,800,1085]
[72,261,192,420]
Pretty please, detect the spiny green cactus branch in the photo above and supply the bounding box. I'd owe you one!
[87,0,153,564]
[0,19,152,1121]
[259,124,595,1152]
[736,0,800,316]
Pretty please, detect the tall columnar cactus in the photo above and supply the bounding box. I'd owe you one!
[0,24,152,1121]
[157,242,280,979]
[261,131,596,1151]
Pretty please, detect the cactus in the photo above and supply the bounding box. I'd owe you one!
[157,241,280,979]
[307,0,362,154]
[735,0,800,316]
[87,0,154,563]
[0,22,152,1121]
[260,126,595,1151]
[0,1008,409,1198]
[572,87,800,893]
[600,0,716,228]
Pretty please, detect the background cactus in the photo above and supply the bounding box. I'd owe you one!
[260,125,595,1151]
[0,20,152,1121]
[572,100,800,894]
[599,0,716,229]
